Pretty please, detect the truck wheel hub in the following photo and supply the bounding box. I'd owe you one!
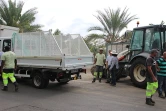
[34,76,41,86]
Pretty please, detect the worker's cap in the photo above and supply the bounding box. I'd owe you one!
[150,49,158,54]
[99,48,103,50]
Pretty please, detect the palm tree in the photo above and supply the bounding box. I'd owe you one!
[0,0,42,32]
[88,7,137,42]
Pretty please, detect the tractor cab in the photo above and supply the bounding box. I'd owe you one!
[123,25,166,88]
[129,25,166,61]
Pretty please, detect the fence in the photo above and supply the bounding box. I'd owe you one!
[54,34,92,56]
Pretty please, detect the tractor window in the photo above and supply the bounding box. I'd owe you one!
[153,32,160,49]
[163,31,166,51]
[131,30,144,50]
[144,28,161,52]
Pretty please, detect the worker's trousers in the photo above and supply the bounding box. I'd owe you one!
[146,82,158,98]
[157,76,166,95]
[2,72,16,86]
[106,65,111,82]
[94,65,103,78]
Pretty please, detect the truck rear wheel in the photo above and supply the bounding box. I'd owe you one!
[130,58,146,88]
[32,72,49,89]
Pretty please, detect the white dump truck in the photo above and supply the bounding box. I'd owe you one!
[0,25,93,88]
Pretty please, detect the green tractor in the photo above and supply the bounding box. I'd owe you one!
[91,25,166,88]
[120,25,166,87]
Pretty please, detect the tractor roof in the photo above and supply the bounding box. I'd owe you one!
[134,25,166,30]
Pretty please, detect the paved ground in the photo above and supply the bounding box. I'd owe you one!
[0,71,166,111]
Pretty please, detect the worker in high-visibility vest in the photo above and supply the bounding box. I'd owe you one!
[146,49,158,106]
[0,46,18,92]
[92,48,106,83]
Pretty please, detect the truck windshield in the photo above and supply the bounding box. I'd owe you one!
[3,39,11,52]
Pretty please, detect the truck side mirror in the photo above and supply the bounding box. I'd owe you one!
[126,45,130,48]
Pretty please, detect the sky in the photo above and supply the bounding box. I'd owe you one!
[20,0,166,36]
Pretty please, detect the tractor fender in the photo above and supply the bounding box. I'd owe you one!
[129,52,149,64]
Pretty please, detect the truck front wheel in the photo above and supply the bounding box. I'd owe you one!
[130,59,146,88]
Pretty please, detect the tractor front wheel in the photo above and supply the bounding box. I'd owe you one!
[130,58,147,88]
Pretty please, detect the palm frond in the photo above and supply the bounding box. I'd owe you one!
[88,7,138,42]
[88,26,104,32]
[85,34,105,44]
[95,10,111,34]
[0,0,41,32]
[22,24,43,32]
[0,0,10,25]
[20,7,37,24]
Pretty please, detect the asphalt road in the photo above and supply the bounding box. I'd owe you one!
[0,73,166,111]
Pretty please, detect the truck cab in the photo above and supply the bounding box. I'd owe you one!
[0,37,12,52]
[0,25,19,52]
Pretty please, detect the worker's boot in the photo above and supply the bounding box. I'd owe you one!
[92,78,96,83]
[150,96,155,104]
[1,86,8,91]
[146,98,154,106]
[14,82,19,92]
[99,78,101,83]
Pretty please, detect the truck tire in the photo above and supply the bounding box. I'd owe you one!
[32,72,49,89]
[130,58,146,88]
